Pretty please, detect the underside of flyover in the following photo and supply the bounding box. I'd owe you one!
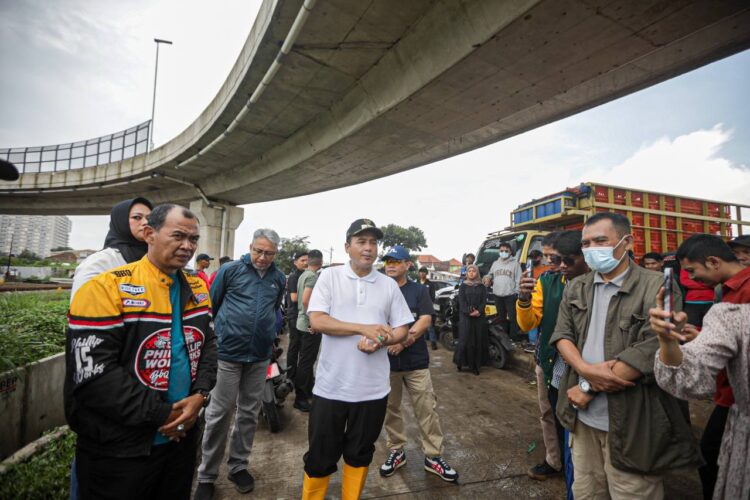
[2,0,750,215]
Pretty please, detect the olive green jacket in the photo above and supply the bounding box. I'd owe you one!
[550,261,702,474]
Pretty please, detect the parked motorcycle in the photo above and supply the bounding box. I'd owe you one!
[260,339,294,433]
[439,289,514,369]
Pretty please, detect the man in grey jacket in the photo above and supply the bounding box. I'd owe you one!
[195,229,286,500]
[550,213,700,499]
[489,241,523,340]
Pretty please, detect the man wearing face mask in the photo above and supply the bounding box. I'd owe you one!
[489,242,523,340]
[550,213,700,499]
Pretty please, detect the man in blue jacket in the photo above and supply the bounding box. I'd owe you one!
[195,229,286,500]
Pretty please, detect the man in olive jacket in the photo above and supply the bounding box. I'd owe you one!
[550,213,701,500]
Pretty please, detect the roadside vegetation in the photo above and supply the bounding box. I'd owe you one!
[0,291,70,372]
[0,429,75,499]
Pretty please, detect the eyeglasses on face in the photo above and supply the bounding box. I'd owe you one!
[545,254,562,265]
[251,247,277,258]
[561,255,578,266]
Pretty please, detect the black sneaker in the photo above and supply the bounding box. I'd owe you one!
[228,469,255,493]
[431,341,438,350]
[293,398,311,412]
[424,456,458,482]
[379,449,406,477]
[527,461,560,481]
[194,482,215,500]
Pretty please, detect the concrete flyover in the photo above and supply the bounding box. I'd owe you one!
[2,0,749,213]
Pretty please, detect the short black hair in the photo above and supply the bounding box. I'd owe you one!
[676,234,737,264]
[219,256,232,265]
[541,231,562,248]
[585,212,631,238]
[529,249,543,259]
[419,266,428,273]
[554,230,583,256]
[147,204,197,231]
[308,249,323,265]
[642,252,663,262]
[498,242,511,250]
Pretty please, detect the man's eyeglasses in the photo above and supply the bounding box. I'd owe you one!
[561,255,578,266]
[383,259,406,265]
[545,255,562,265]
[251,247,277,258]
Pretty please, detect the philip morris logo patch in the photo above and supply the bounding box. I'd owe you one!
[122,298,150,308]
[119,284,146,296]
[135,327,205,390]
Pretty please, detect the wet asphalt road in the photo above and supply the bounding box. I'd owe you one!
[199,336,706,499]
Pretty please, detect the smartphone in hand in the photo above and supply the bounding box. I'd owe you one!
[663,268,673,323]
[525,258,534,276]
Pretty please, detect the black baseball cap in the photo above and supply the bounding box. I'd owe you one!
[292,251,309,260]
[196,254,214,262]
[729,235,750,249]
[346,218,384,240]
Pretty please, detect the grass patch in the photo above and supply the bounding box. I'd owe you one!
[0,291,70,373]
[0,429,75,499]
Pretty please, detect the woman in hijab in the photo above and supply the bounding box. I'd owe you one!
[71,197,153,299]
[453,264,488,375]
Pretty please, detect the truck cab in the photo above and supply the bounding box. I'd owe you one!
[475,229,548,277]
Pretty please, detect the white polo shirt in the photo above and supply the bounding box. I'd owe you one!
[307,262,413,402]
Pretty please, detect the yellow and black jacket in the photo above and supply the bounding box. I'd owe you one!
[64,256,217,457]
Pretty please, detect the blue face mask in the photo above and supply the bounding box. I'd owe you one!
[582,236,628,274]
[499,251,510,259]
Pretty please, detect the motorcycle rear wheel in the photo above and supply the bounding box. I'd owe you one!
[263,400,281,433]
[439,327,457,351]
[488,338,508,369]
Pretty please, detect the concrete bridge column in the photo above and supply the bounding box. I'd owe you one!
[189,200,244,273]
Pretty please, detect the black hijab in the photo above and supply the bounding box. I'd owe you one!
[103,197,153,263]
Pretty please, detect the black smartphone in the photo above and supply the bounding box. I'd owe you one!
[663,268,673,322]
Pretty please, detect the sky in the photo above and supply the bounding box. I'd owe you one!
[1,1,749,264]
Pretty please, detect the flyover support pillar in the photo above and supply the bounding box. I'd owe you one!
[190,200,244,273]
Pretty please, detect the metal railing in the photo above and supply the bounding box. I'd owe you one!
[0,120,151,174]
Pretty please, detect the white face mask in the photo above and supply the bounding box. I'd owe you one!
[582,236,628,274]
[499,251,510,259]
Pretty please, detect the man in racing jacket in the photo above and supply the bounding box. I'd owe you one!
[65,204,217,500]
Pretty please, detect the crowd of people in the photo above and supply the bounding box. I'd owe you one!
[61,196,750,500]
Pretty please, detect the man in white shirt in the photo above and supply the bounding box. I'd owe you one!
[301,219,414,500]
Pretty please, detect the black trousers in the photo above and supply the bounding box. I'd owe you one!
[75,429,198,500]
[295,331,322,402]
[547,385,566,464]
[287,319,302,383]
[699,404,729,500]
[496,294,520,339]
[304,395,388,477]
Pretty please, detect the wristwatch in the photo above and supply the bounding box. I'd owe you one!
[579,379,597,395]
[194,390,211,407]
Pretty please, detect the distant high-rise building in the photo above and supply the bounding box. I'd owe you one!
[0,215,72,257]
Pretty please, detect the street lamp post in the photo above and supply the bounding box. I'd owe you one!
[149,38,173,152]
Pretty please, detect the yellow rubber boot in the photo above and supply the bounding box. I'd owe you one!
[302,472,330,500]
[341,463,369,500]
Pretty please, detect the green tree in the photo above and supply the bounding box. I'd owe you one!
[276,235,310,275]
[18,249,41,261]
[379,224,428,280]
[380,224,427,252]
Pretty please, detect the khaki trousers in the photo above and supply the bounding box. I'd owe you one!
[384,369,444,457]
[571,421,664,500]
[536,364,562,470]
